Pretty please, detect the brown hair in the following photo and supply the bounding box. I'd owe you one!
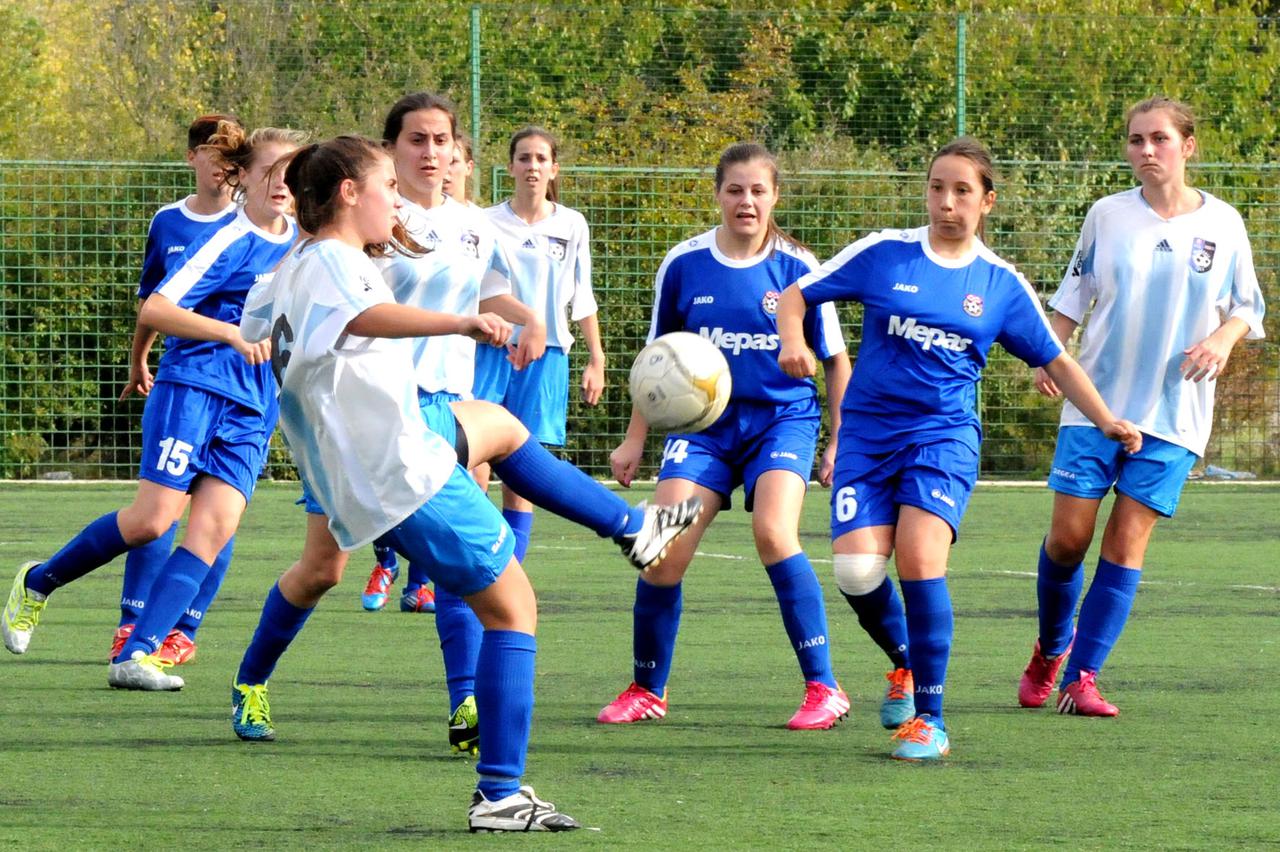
[1125,96,1196,141]
[202,122,309,203]
[509,126,559,203]
[713,142,806,255]
[282,135,424,257]
[187,113,240,151]
[382,91,458,145]
[927,136,997,241]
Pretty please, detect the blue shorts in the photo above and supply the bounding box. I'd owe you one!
[139,381,275,502]
[379,465,516,597]
[657,397,819,512]
[829,438,978,541]
[299,390,465,514]
[473,344,568,446]
[1048,425,1197,517]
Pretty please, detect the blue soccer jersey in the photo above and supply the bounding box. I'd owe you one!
[650,228,845,406]
[796,226,1062,453]
[137,197,237,299]
[153,208,297,414]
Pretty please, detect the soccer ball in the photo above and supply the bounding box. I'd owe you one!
[629,332,732,433]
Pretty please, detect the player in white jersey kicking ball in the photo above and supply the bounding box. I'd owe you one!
[777,137,1142,760]
[1017,96,1266,718]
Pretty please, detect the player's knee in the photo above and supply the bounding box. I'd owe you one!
[752,525,799,565]
[832,553,888,597]
[1045,529,1090,565]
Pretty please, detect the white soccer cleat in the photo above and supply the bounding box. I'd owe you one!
[468,786,580,833]
[3,561,48,655]
[108,649,185,691]
[618,497,702,572]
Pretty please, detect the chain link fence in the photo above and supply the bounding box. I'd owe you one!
[2,4,1277,479]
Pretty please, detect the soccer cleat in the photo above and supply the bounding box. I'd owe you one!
[361,562,399,611]
[617,497,703,573]
[154,629,197,665]
[232,682,275,741]
[786,681,851,730]
[110,624,135,661]
[3,561,48,655]
[891,715,951,761]
[468,786,580,833]
[1019,639,1071,708]
[449,695,479,756]
[1056,670,1118,717]
[107,649,185,691]
[399,584,436,613]
[597,682,668,724]
[880,668,916,729]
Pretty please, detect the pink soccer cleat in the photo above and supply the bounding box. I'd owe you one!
[786,681,850,730]
[597,682,667,724]
[154,628,197,665]
[1056,670,1118,717]
[109,624,135,661]
[1019,639,1071,708]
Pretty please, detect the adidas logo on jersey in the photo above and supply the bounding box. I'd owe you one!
[887,315,972,353]
[700,326,779,356]
[1155,239,1173,252]
[521,238,536,250]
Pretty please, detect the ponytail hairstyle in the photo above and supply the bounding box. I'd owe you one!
[281,135,424,258]
[187,113,241,151]
[202,122,309,203]
[382,91,458,145]
[927,136,997,242]
[713,142,807,255]
[509,126,559,203]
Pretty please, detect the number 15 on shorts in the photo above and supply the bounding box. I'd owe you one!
[156,436,194,476]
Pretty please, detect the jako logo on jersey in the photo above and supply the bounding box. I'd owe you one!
[892,282,919,293]
[692,295,715,305]
[930,488,956,508]
[770,450,799,461]
[700,326,779,355]
[166,245,185,255]
[797,635,826,650]
[490,524,508,555]
[761,290,780,314]
[887,315,972,353]
[962,294,984,317]
[1190,237,1215,273]
[254,272,274,285]
[916,684,945,695]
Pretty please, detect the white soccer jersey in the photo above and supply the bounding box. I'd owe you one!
[486,200,597,351]
[1052,188,1266,456]
[377,196,512,396]
[241,238,458,550]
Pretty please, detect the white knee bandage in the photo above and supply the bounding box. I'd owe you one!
[833,553,888,597]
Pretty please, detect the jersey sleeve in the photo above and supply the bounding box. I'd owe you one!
[309,248,397,354]
[1222,218,1266,340]
[136,212,166,299]
[479,232,514,301]
[804,301,847,360]
[155,223,241,308]
[793,232,881,306]
[1048,206,1098,323]
[646,247,684,343]
[567,215,598,321]
[240,259,281,343]
[996,273,1065,368]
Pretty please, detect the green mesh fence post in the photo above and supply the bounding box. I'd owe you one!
[956,12,967,137]
[470,5,482,161]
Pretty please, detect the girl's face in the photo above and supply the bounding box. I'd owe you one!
[389,108,454,203]
[443,147,473,202]
[187,146,228,198]
[1126,109,1194,187]
[715,159,778,244]
[509,136,558,199]
[926,154,995,245]
[349,153,402,245]
[241,140,298,222]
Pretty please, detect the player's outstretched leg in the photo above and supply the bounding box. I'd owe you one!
[4,562,49,655]
[617,498,702,573]
[232,581,317,740]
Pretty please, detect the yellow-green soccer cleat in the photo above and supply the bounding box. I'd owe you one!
[232,682,275,741]
[3,562,49,655]
[449,695,479,756]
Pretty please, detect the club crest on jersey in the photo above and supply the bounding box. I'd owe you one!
[1190,237,1215,273]
[458,230,480,259]
[761,290,780,315]
[962,294,984,317]
[547,236,568,262]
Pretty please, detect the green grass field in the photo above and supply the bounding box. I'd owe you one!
[0,482,1276,849]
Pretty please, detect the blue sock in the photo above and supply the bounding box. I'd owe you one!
[404,562,430,591]
[237,583,315,685]
[434,587,483,711]
[26,512,129,596]
[1061,558,1141,685]
[1036,541,1084,657]
[119,547,210,659]
[474,630,536,803]
[492,437,637,539]
[766,554,837,688]
[175,537,234,639]
[901,577,953,725]
[373,540,398,572]
[841,576,911,670]
[119,521,177,626]
[633,579,681,693]
[502,509,534,564]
